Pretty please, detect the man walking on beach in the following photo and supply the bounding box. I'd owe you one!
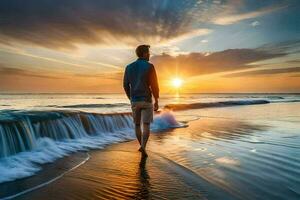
[123,45,159,157]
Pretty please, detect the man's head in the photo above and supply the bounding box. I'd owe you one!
[136,45,150,61]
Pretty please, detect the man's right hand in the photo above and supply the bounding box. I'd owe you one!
[154,101,159,111]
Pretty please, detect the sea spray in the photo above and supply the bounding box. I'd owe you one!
[151,109,187,131]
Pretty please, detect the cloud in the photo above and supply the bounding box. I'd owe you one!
[223,67,300,77]
[0,0,289,50]
[0,48,122,70]
[0,64,62,79]
[251,21,260,27]
[165,29,212,45]
[213,5,286,25]
[0,0,217,49]
[151,39,300,78]
[151,48,285,77]
[291,74,300,77]
[257,39,300,54]
[287,59,300,64]
[74,72,123,80]
[213,0,222,4]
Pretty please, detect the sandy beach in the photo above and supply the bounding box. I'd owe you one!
[0,96,300,200]
[5,118,235,200]
[0,101,299,199]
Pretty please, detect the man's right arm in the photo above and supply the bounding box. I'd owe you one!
[149,64,159,111]
[123,67,131,100]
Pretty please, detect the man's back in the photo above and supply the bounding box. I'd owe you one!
[123,58,159,102]
[123,44,159,157]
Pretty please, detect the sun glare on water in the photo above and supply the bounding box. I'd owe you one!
[172,78,183,88]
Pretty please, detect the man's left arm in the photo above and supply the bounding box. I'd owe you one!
[123,67,131,100]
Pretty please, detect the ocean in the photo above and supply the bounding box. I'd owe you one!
[0,93,300,199]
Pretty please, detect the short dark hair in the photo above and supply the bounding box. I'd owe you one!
[135,45,150,58]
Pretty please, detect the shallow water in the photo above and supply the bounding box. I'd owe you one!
[0,93,299,114]
[149,103,300,199]
[0,94,300,199]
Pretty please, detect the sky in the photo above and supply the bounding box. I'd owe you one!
[0,0,299,93]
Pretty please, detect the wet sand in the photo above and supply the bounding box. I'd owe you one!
[10,142,232,200]
[1,118,236,200]
[2,103,300,200]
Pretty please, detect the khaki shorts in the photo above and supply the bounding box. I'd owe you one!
[131,101,153,124]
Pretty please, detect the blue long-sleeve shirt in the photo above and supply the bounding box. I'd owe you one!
[123,58,159,102]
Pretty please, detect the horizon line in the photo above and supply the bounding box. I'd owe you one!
[0,92,299,95]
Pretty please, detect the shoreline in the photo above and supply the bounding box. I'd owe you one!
[0,152,90,199]
[6,138,235,200]
[0,102,299,199]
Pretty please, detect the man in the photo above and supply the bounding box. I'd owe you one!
[123,45,159,157]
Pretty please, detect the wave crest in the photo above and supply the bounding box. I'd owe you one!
[165,100,270,111]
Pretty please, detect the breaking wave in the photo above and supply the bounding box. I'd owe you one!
[0,110,184,183]
[165,100,271,111]
[54,103,129,108]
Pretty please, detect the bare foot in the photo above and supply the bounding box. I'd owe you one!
[141,148,148,157]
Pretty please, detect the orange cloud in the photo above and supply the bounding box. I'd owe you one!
[151,49,285,77]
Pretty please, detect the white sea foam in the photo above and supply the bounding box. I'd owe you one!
[151,110,187,131]
[0,131,134,183]
[0,111,184,184]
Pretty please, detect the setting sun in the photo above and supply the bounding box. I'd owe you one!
[171,78,183,88]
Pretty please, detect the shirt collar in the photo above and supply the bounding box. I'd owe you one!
[137,57,147,61]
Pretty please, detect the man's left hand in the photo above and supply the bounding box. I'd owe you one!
[154,101,159,111]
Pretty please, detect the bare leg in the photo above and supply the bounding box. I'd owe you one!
[135,124,142,146]
[141,123,150,156]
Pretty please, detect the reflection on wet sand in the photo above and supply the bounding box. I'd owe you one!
[148,117,300,200]
[3,113,300,200]
[133,156,150,199]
